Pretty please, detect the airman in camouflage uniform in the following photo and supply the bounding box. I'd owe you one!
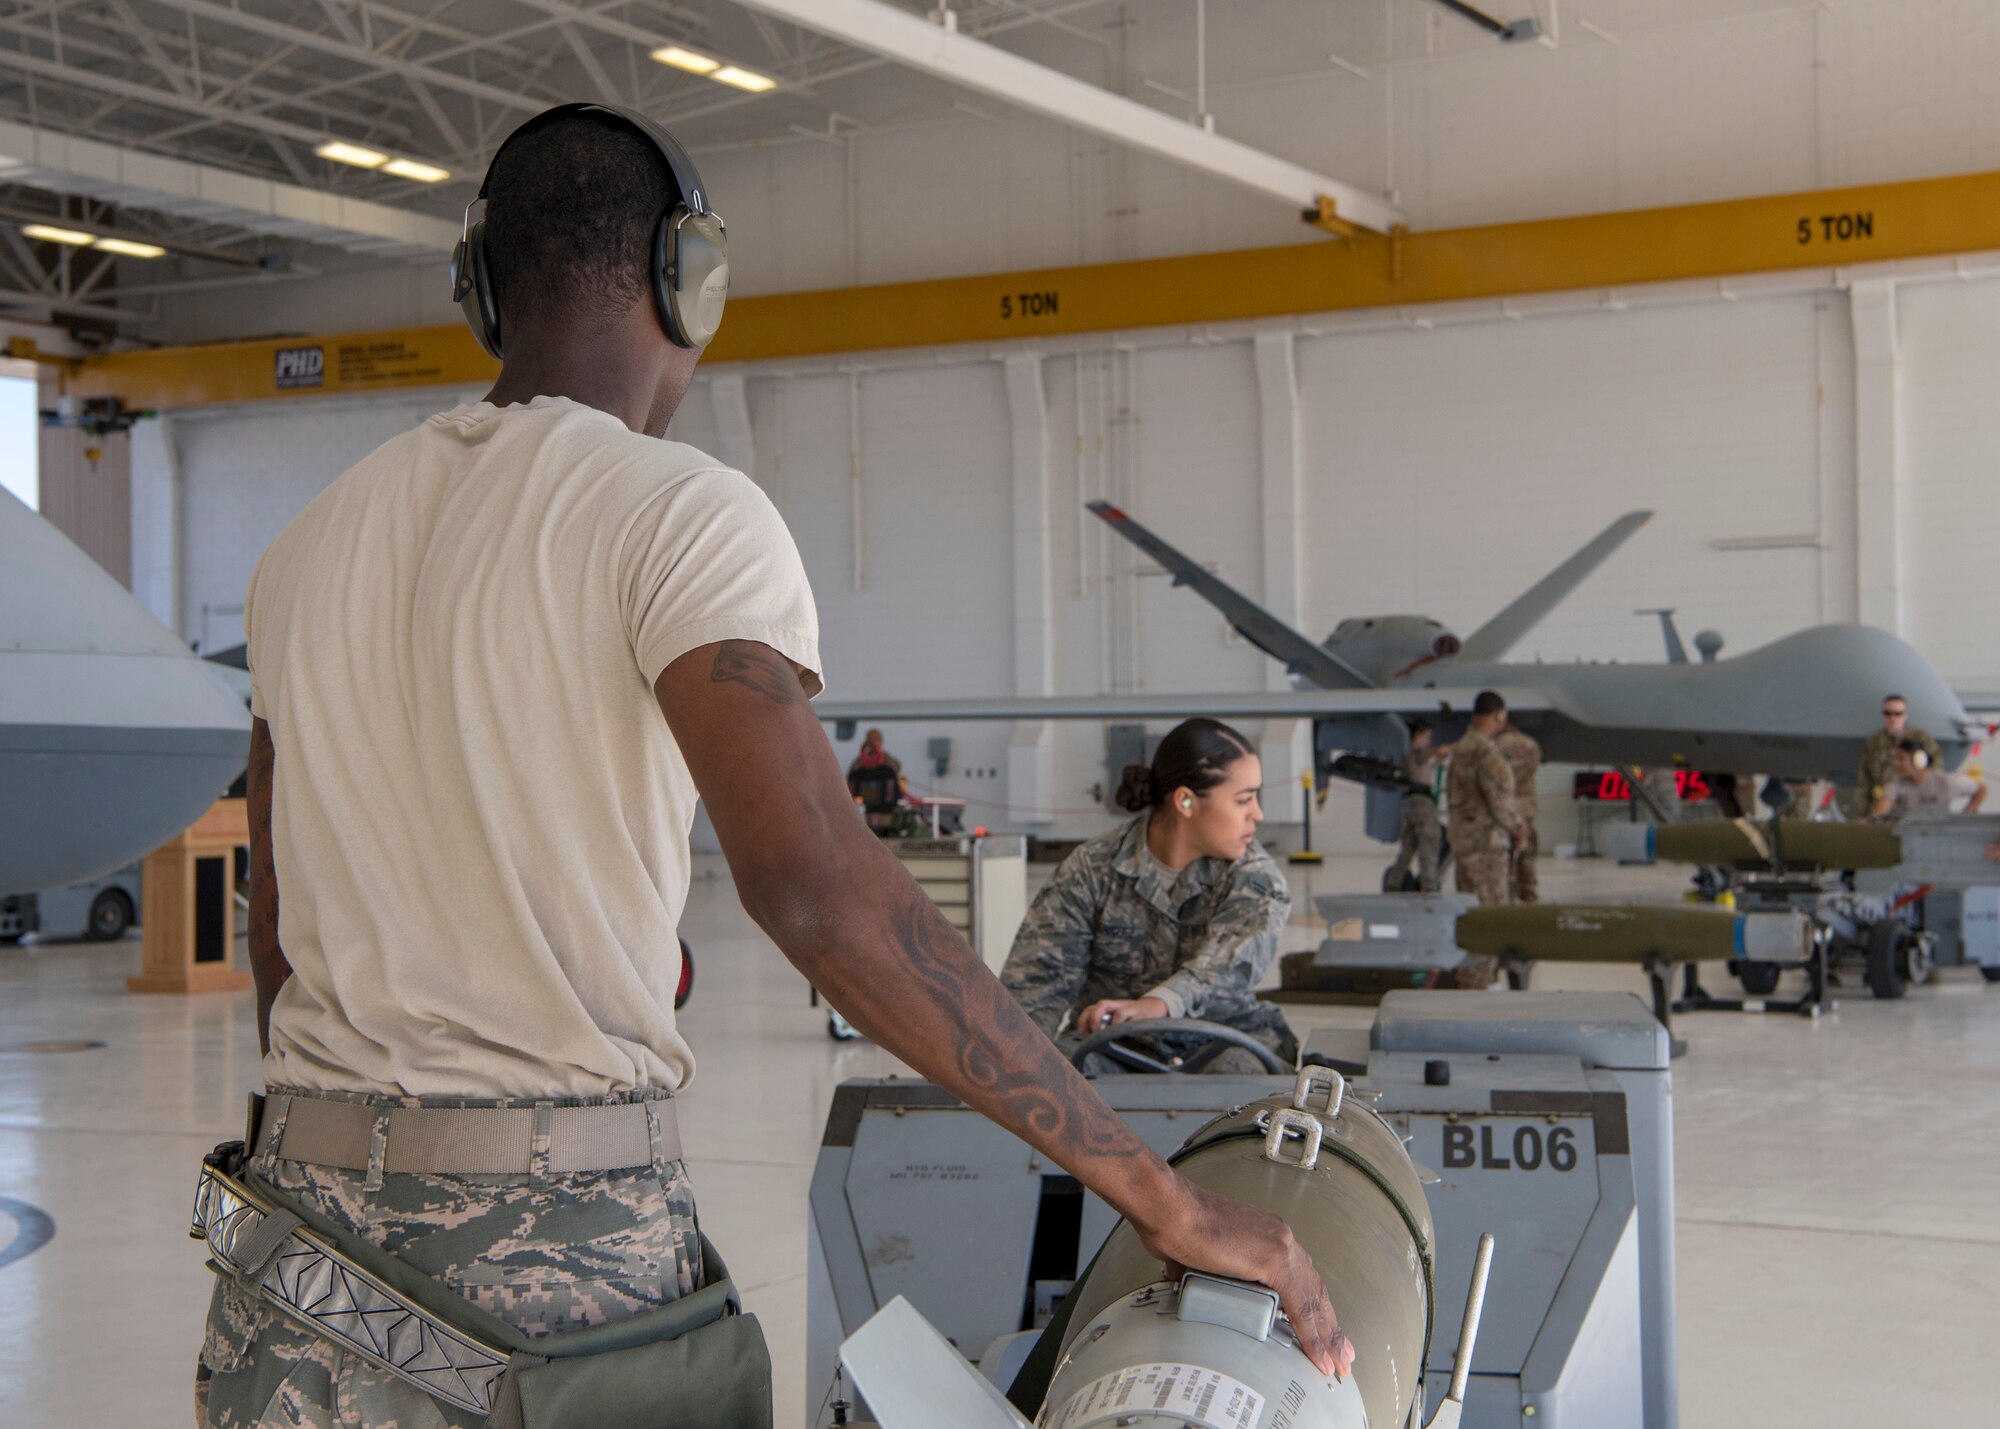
[197,1086,698,1429]
[1496,726,1543,906]
[1001,816,1295,1069]
[1447,702,1519,988]
[1383,729,1448,894]
[1856,726,1941,817]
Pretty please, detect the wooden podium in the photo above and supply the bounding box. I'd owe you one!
[128,797,254,995]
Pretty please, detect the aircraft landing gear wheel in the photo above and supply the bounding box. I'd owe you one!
[1900,933,1934,989]
[1981,965,2000,984]
[1504,961,1533,991]
[1067,1018,1287,1075]
[85,889,133,942]
[828,1010,861,1041]
[1733,960,1782,996]
[1863,918,1909,1000]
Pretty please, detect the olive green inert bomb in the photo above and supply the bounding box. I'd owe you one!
[1040,1073,1433,1429]
[1457,903,1814,965]
[1603,818,1904,871]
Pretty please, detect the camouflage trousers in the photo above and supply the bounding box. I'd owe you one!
[1384,795,1443,893]
[196,1085,700,1429]
[1452,824,1513,989]
[1510,818,1540,905]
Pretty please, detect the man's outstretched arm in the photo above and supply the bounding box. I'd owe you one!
[658,640,1351,1378]
[246,717,292,1055]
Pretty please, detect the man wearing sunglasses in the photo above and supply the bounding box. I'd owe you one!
[1855,695,1943,818]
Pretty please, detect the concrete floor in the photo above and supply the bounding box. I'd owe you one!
[3,850,1997,1428]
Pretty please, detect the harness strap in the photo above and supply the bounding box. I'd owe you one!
[193,1149,514,1417]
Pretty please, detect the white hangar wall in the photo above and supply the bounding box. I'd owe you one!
[157,0,2000,345]
[1897,279,2000,691]
[141,263,1999,851]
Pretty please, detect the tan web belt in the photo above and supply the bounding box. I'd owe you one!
[252,1091,680,1175]
[192,1151,516,1417]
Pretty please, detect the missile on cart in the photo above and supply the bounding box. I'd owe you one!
[1457,902,1814,965]
[1027,1068,1450,1429]
[1601,818,1903,871]
[843,1068,1487,1429]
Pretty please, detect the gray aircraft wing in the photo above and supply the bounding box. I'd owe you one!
[1457,510,1653,662]
[1087,500,1376,690]
[817,686,1553,724]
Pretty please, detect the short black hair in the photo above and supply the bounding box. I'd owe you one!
[1882,694,1907,708]
[1473,690,1507,717]
[484,110,677,331]
[1408,717,1434,735]
[1897,738,1927,756]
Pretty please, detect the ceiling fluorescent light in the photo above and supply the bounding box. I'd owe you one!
[91,237,167,258]
[383,158,451,183]
[711,65,775,93]
[652,45,719,74]
[316,140,388,169]
[21,223,94,246]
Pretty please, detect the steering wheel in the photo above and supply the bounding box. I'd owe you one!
[1067,1017,1288,1075]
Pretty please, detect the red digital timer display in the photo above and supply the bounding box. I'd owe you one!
[1571,770,1713,802]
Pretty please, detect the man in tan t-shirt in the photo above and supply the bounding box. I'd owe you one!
[200,105,1349,1426]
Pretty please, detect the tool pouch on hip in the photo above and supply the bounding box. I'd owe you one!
[192,1140,773,1429]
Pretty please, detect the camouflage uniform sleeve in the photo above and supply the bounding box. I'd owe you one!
[1918,728,1943,766]
[998,847,1102,1039]
[1144,856,1290,1021]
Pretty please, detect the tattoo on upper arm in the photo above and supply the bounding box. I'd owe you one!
[708,640,806,707]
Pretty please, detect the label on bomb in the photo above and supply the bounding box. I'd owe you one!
[1041,1362,1264,1429]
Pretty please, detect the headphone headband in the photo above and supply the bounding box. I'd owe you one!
[476,102,709,215]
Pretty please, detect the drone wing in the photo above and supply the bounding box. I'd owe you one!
[1088,501,1376,690]
[816,686,1553,725]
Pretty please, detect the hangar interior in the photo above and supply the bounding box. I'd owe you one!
[4,2,2000,1427]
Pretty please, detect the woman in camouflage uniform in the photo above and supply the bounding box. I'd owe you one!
[1000,719,1295,1072]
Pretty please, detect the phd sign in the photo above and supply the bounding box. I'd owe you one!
[273,346,325,390]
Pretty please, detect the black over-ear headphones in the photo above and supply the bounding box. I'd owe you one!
[449,102,728,359]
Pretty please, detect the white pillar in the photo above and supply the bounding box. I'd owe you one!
[708,373,755,479]
[1849,279,1902,633]
[1004,353,1054,824]
[128,415,182,635]
[1253,330,1311,799]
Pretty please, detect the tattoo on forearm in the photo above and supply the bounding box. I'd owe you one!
[708,640,805,706]
[881,891,1143,1162]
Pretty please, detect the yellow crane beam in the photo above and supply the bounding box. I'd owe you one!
[68,167,2000,411]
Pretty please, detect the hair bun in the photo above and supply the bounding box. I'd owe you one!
[1113,764,1155,812]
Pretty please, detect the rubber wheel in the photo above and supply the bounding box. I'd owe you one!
[675,938,694,1011]
[1982,966,2000,984]
[1734,961,1782,996]
[1504,961,1533,991]
[85,889,133,942]
[1863,918,1909,1000]
[1899,935,1934,989]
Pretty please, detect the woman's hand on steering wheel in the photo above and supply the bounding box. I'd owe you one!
[1076,996,1169,1035]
